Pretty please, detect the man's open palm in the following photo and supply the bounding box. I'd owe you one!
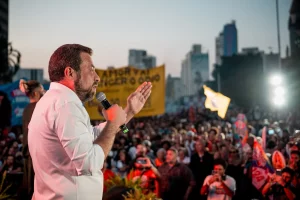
[127,82,152,115]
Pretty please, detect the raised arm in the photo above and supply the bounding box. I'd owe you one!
[94,82,152,138]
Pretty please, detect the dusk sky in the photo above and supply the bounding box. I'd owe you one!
[9,0,292,80]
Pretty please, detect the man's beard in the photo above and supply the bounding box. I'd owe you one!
[74,75,97,103]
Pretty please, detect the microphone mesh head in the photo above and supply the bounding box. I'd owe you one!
[96,92,106,102]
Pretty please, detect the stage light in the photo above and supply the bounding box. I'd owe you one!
[272,96,285,106]
[270,75,282,86]
[274,86,285,96]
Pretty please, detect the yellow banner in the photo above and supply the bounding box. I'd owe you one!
[85,65,165,120]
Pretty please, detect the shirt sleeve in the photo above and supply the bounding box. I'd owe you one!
[55,102,105,175]
[203,175,210,186]
[225,177,236,192]
[93,122,107,140]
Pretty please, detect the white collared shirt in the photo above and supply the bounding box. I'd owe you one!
[28,82,106,200]
[203,175,236,200]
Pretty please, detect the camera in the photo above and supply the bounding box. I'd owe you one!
[136,159,147,165]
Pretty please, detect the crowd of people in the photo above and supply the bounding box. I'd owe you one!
[98,108,300,200]
[0,77,300,200]
[0,104,300,200]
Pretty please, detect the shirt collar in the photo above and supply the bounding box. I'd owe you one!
[49,82,82,105]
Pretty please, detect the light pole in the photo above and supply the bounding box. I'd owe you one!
[276,0,282,71]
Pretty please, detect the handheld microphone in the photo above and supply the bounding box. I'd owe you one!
[96,92,129,134]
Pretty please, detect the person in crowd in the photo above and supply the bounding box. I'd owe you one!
[211,143,219,155]
[241,148,264,200]
[288,150,300,188]
[190,139,214,200]
[207,128,218,152]
[0,155,22,174]
[178,147,190,165]
[127,143,158,174]
[128,137,141,160]
[118,135,129,150]
[162,140,172,150]
[155,148,165,167]
[115,149,131,178]
[19,79,45,199]
[226,148,243,200]
[201,159,236,200]
[143,140,156,160]
[262,167,298,200]
[127,156,160,196]
[158,147,195,200]
[173,133,184,150]
[219,144,229,161]
[185,131,195,157]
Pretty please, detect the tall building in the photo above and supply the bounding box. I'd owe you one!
[223,20,238,56]
[166,74,183,102]
[13,68,44,83]
[128,49,156,69]
[181,44,209,96]
[241,47,262,55]
[0,0,8,40]
[0,0,9,78]
[215,32,224,65]
[289,0,300,58]
[219,49,265,107]
[142,56,156,69]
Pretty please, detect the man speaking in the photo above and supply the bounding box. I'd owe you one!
[28,44,152,200]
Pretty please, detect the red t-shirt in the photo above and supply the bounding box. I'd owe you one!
[155,158,164,167]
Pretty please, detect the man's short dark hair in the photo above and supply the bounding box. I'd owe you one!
[209,128,218,135]
[267,140,276,149]
[282,167,295,178]
[214,159,227,169]
[48,44,93,82]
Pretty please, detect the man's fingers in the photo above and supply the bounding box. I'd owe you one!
[141,82,152,95]
[135,82,148,93]
[143,90,151,101]
[138,82,152,94]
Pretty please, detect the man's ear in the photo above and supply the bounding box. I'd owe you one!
[64,67,75,80]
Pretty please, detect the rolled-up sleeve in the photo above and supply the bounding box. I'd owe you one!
[55,102,105,175]
[93,122,106,140]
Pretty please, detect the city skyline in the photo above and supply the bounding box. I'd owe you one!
[9,0,291,80]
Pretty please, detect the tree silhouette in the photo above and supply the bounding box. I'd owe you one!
[0,41,21,83]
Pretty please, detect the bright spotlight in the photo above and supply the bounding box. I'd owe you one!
[272,96,285,106]
[270,75,283,86]
[274,86,285,96]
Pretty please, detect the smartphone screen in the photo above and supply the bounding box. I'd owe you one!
[212,170,218,175]
[268,129,275,135]
[276,169,282,176]
[136,159,147,164]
